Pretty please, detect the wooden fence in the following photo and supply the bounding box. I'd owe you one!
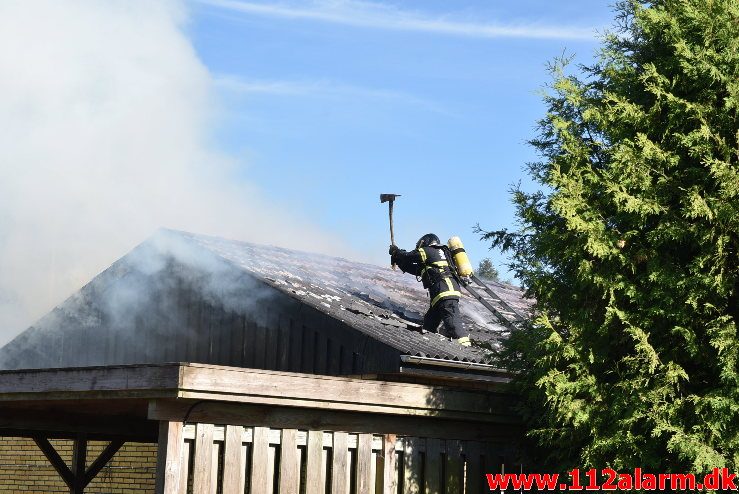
[165,423,503,494]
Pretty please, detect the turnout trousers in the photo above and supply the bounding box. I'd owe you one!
[423,298,467,339]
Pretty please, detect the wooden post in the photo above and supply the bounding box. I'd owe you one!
[156,421,185,494]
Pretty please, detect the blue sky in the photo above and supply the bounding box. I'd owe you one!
[185,0,614,278]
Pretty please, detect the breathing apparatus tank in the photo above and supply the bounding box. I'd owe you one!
[447,236,473,280]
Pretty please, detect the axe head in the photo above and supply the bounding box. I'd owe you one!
[380,193,401,203]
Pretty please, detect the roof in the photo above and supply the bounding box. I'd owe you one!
[0,229,532,368]
[170,230,529,363]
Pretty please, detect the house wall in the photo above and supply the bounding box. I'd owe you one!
[0,438,156,493]
[0,261,401,375]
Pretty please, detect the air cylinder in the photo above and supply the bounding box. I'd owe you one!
[447,236,473,278]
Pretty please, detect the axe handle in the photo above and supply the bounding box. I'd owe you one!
[389,200,397,270]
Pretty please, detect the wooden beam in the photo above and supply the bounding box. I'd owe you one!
[34,434,125,493]
[149,400,520,442]
[177,364,514,419]
[155,421,185,494]
[0,364,182,400]
[0,407,157,441]
[0,427,154,443]
[71,434,88,494]
[32,436,74,488]
[83,440,125,488]
[0,363,518,428]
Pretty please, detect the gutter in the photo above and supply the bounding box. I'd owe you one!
[399,355,508,374]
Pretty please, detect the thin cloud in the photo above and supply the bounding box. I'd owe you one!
[215,75,452,114]
[196,0,597,41]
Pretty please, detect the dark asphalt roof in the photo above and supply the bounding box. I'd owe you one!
[174,230,532,363]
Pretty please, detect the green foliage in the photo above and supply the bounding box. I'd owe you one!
[477,258,501,281]
[485,0,739,472]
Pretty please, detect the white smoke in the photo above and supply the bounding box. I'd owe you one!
[0,0,346,345]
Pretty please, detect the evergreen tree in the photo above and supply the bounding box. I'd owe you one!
[477,258,501,281]
[484,0,739,472]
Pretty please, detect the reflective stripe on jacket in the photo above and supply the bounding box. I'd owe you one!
[417,246,461,306]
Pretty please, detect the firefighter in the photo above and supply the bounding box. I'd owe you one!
[389,233,471,346]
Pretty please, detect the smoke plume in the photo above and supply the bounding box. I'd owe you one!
[0,0,344,345]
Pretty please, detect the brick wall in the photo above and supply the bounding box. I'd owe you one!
[0,438,157,493]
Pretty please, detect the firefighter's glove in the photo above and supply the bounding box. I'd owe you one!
[388,245,399,256]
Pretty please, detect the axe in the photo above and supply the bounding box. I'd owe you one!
[380,193,400,269]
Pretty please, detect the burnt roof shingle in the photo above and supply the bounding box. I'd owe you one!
[175,230,531,364]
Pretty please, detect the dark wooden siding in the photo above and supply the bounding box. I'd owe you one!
[0,262,401,375]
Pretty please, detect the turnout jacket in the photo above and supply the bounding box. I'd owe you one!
[392,246,462,306]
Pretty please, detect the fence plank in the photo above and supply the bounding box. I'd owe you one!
[279,428,300,494]
[356,434,373,494]
[445,440,463,494]
[155,421,184,494]
[240,443,248,494]
[223,425,244,494]
[424,438,441,494]
[402,438,420,494]
[332,432,349,494]
[381,434,398,494]
[251,427,271,494]
[305,430,324,494]
[211,442,220,494]
[267,445,277,494]
[483,444,502,480]
[370,448,377,494]
[464,442,482,494]
[193,423,214,494]
[179,441,190,494]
